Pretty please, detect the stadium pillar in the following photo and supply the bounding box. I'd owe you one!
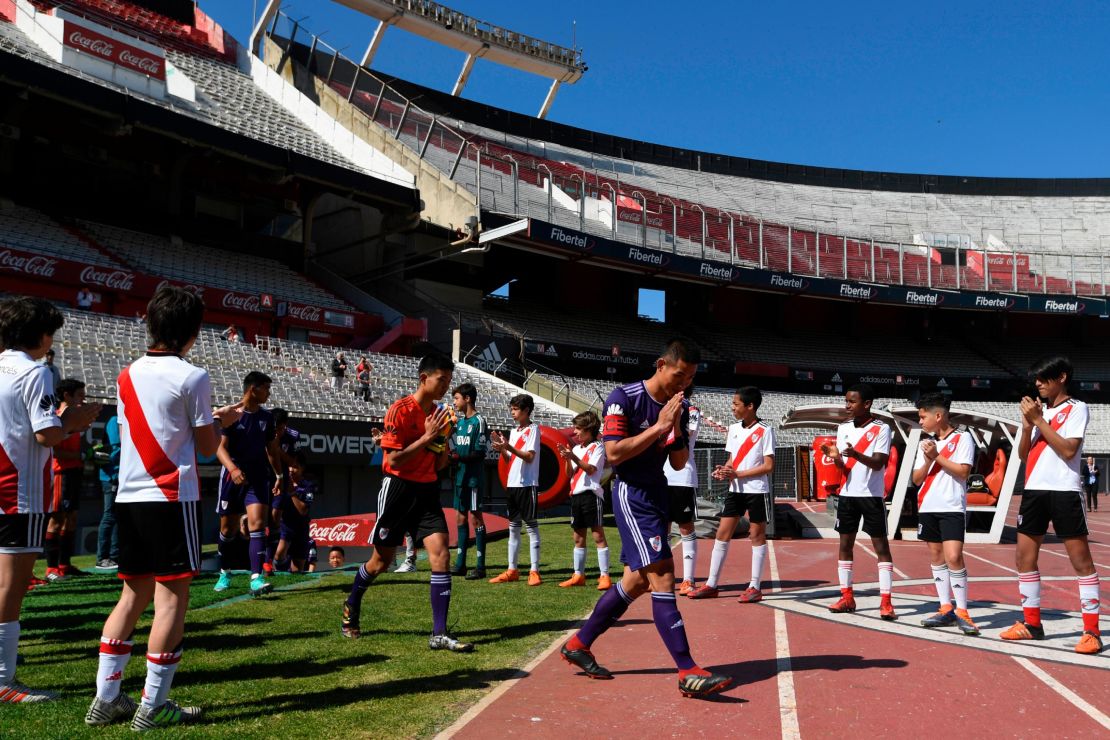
[870,238,875,282]
[361,16,397,68]
[727,213,735,264]
[453,52,480,96]
[250,0,282,58]
[955,245,961,290]
[758,219,764,269]
[1012,249,1019,292]
[633,191,647,248]
[815,231,820,276]
[898,242,904,284]
[842,235,848,279]
[787,227,793,273]
[538,80,562,120]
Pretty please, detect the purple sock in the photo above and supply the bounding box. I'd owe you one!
[652,592,695,670]
[577,582,635,647]
[430,571,451,635]
[248,530,265,575]
[346,564,376,608]
[217,531,233,570]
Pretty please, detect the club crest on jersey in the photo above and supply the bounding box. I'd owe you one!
[378,527,389,540]
[946,441,956,452]
[606,404,624,416]
[866,431,875,441]
[648,535,662,552]
[1056,412,1066,423]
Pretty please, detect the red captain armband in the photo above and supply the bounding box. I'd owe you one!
[603,414,628,438]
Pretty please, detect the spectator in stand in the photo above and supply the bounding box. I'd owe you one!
[42,349,62,390]
[222,325,240,343]
[1083,457,1100,512]
[96,414,122,570]
[76,288,94,311]
[330,352,347,391]
[356,357,372,402]
[133,311,145,324]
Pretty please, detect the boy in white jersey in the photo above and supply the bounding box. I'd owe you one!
[691,386,775,601]
[664,386,700,595]
[0,297,100,704]
[557,411,611,590]
[489,394,542,585]
[85,287,242,730]
[913,393,978,636]
[821,384,897,620]
[1002,356,1102,654]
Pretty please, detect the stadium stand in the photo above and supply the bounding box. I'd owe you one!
[0,203,122,267]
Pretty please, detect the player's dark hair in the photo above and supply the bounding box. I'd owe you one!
[847,383,876,403]
[329,546,345,556]
[453,382,477,405]
[56,377,85,400]
[0,296,64,351]
[243,371,271,391]
[272,408,289,426]
[660,338,700,365]
[1029,355,1073,390]
[509,393,534,414]
[418,352,454,376]
[572,410,601,438]
[735,386,762,410]
[145,287,203,353]
[915,392,950,412]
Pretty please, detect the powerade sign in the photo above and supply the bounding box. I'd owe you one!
[523,218,1106,315]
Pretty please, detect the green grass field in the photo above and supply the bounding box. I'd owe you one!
[5,519,620,739]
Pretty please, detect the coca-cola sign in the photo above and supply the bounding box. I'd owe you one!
[308,516,374,546]
[0,249,57,278]
[80,265,135,291]
[286,304,322,323]
[63,20,166,80]
[221,292,261,313]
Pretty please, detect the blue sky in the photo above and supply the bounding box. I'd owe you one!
[207,1,1110,178]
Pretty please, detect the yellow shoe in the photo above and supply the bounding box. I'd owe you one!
[676,580,696,596]
[597,574,612,591]
[559,573,586,588]
[488,569,519,584]
[1075,631,1104,655]
[528,570,542,586]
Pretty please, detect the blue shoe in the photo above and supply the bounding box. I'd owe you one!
[921,607,957,628]
[213,571,231,592]
[249,576,272,597]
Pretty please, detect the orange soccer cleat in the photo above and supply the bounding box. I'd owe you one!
[1074,631,1103,655]
[527,570,543,586]
[676,580,696,596]
[1000,621,1045,641]
[488,569,520,584]
[828,591,856,613]
[559,573,586,588]
[596,574,612,591]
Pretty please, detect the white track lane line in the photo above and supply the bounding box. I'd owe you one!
[767,541,801,740]
[856,542,909,579]
[964,550,1020,575]
[1012,656,1110,731]
[1037,546,1110,571]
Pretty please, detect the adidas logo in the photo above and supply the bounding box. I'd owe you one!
[831,373,843,383]
[473,342,504,372]
[439,590,451,596]
[671,619,685,630]
[952,584,964,589]
[934,577,943,583]
[640,420,651,429]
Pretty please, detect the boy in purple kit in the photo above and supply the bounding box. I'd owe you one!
[279,452,315,573]
[560,340,732,698]
[214,372,282,596]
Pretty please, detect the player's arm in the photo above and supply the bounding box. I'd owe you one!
[385,406,449,468]
[290,490,310,515]
[911,459,930,486]
[1017,396,1039,460]
[606,394,683,466]
[216,435,247,484]
[734,454,774,480]
[1028,413,1082,461]
[266,436,283,478]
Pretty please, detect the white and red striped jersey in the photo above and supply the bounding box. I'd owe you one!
[725,420,775,494]
[570,441,606,497]
[506,423,540,488]
[836,419,892,498]
[915,430,976,513]
[0,350,61,515]
[116,353,213,504]
[664,406,701,488]
[1025,398,1088,492]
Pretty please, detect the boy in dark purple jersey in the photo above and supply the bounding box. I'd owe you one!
[270,409,300,570]
[279,452,315,572]
[561,340,731,698]
[215,372,282,596]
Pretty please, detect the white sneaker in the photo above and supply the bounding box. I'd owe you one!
[130,699,202,731]
[393,559,416,573]
[0,682,59,703]
[85,692,138,725]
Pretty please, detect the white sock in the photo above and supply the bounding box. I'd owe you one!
[0,621,18,686]
[572,547,586,575]
[878,561,894,596]
[837,560,854,590]
[1019,570,1041,608]
[597,546,609,574]
[141,647,181,709]
[930,564,950,608]
[95,636,133,701]
[950,568,968,610]
[707,540,730,588]
[405,537,415,560]
[1079,573,1100,617]
[750,544,767,590]
[526,522,540,572]
[507,523,521,571]
[681,534,697,582]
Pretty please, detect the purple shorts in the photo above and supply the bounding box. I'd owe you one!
[612,479,672,572]
[216,467,273,515]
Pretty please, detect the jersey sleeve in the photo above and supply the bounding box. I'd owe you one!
[874,424,892,455]
[473,416,488,455]
[525,424,541,455]
[836,425,849,454]
[592,442,607,471]
[913,443,927,470]
[380,400,408,451]
[762,426,777,456]
[602,387,630,442]
[297,481,316,504]
[724,425,738,457]
[1061,403,1089,440]
[687,407,701,435]
[955,433,976,466]
[184,369,214,428]
[24,365,61,434]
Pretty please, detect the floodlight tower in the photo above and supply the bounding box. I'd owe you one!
[254,0,587,119]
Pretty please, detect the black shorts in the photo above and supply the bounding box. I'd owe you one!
[0,513,46,553]
[570,494,604,530]
[1017,489,1088,538]
[53,469,83,512]
[506,486,538,524]
[369,475,448,547]
[668,486,697,525]
[117,501,201,582]
[917,512,965,543]
[835,496,888,537]
[721,490,768,523]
